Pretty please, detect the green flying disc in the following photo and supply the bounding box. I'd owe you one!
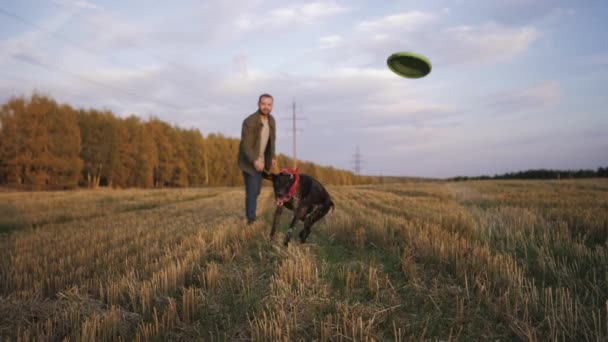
[387,52,432,78]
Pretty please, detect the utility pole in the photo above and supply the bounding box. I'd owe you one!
[204,148,209,186]
[350,146,366,175]
[281,98,306,168]
[292,99,297,167]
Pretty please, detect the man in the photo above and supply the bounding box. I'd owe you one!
[237,93,277,224]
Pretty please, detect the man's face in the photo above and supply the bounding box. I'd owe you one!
[258,97,273,115]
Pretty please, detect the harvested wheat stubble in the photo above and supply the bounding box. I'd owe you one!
[1,179,607,341]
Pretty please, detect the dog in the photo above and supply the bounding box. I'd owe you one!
[263,167,334,246]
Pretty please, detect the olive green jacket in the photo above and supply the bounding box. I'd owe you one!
[237,110,276,175]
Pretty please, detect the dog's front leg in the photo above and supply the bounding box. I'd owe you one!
[270,205,283,239]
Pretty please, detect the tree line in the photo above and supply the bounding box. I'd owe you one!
[449,168,608,181]
[0,94,387,190]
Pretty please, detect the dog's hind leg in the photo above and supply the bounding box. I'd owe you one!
[299,203,332,243]
[283,213,299,246]
[298,224,312,243]
[270,205,283,239]
[284,206,308,246]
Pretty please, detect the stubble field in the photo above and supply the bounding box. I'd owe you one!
[0,179,607,341]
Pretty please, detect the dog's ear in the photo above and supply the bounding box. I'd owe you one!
[262,170,274,181]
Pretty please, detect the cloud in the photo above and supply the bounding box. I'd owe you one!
[583,128,608,140]
[325,67,393,80]
[0,1,601,177]
[235,17,252,30]
[483,81,561,114]
[237,1,348,30]
[356,11,437,32]
[460,0,574,26]
[0,8,80,65]
[315,11,539,68]
[439,23,539,64]
[51,0,100,10]
[579,53,608,67]
[92,65,163,85]
[232,54,249,77]
[489,135,548,149]
[272,2,348,23]
[60,2,263,53]
[82,12,148,51]
[319,35,342,49]
[56,58,453,171]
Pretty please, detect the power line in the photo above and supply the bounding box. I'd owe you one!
[0,8,107,58]
[51,2,194,76]
[0,6,192,77]
[10,52,185,110]
[0,6,206,107]
[0,69,92,104]
[74,7,211,90]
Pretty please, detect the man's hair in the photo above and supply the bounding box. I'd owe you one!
[258,93,273,104]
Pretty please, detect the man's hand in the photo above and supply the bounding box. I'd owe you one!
[254,159,264,172]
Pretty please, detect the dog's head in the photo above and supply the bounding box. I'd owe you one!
[263,170,297,198]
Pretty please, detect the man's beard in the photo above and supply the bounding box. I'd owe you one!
[259,108,271,115]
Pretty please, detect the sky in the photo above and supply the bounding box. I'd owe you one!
[0,0,607,178]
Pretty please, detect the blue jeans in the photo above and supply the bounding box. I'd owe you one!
[243,171,262,223]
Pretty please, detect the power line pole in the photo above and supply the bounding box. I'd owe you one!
[292,99,297,167]
[281,98,306,168]
[204,148,209,186]
[350,146,366,175]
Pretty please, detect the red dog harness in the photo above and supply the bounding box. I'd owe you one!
[276,166,300,207]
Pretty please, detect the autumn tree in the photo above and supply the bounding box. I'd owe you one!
[0,94,82,189]
[0,97,22,185]
[47,103,82,189]
[181,129,207,186]
[78,110,117,188]
[145,118,174,187]
[1,94,369,190]
[125,116,156,188]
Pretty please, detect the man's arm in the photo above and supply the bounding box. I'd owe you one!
[241,120,258,163]
[270,116,276,159]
